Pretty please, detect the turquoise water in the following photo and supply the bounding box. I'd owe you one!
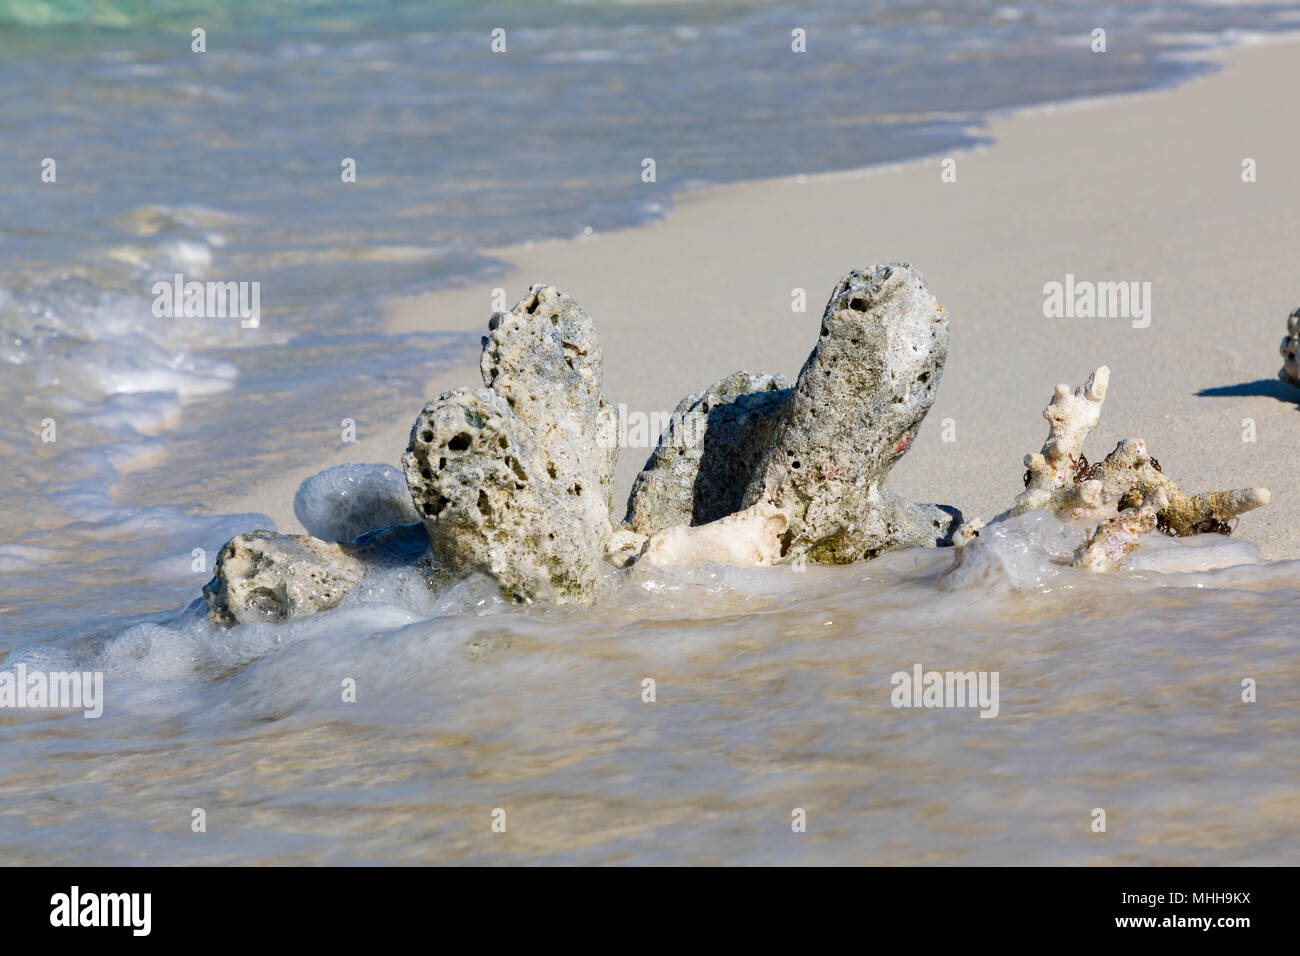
[2,1,1299,864]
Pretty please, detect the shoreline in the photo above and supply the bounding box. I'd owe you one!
[222,38,1300,561]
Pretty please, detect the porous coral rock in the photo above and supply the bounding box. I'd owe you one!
[203,531,368,626]
[625,264,959,567]
[203,523,439,626]
[740,263,954,562]
[479,283,617,515]
[624,371,791,535]
[1279,306,1300,389]
[403,285,617,603]
[404,386,611,603]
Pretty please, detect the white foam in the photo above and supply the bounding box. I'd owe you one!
[292,464,420,543]
[1127,532,1265,573]
[944,511,1079,593]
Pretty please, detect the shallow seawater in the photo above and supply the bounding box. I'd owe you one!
[1,513,1296,865]
[2,0,1300,864]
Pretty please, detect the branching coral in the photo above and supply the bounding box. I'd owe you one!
[1079,437,1269,536]
[963,366,1270,571]
[1071,497,1160,571]
[1010,365,1110,522]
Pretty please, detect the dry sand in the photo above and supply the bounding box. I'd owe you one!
[234,39,1300,560]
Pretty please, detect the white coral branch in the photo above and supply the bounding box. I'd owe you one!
[1012,365,1109,518]
[639,500,790,569]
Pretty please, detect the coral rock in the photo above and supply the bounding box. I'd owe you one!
[480,283,617,513]
[1072,503,1159,571]
[625,264,958,565]
[741,263,955,562]
[403,285,617,603]
[624,371,791,534]
[1280,307,1300,389]
[965,366,1271,569]
[203,523,439,627]
[203,531,367,626]
[642,500,790,569]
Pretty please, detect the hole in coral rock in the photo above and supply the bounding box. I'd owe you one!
[420,467,432,480]
[547,462,558,479]
[791,461,801,469]
[849,296,868,312]
[477,491,492,517]
[447,433,472,451]
[498,434,508,449]
[420,430,433,443]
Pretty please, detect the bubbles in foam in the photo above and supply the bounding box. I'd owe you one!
[1126,531,1264,574]
[945,511,1079,593]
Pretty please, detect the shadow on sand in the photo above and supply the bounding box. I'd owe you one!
[1197,378,1300,404]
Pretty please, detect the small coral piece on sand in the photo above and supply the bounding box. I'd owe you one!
[1280,306,1300,389]
[641,500,790,570]
[1009,365,1110,522]
[1080,437,1270,537]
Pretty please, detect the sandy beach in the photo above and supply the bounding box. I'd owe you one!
[212,38,1300,560]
